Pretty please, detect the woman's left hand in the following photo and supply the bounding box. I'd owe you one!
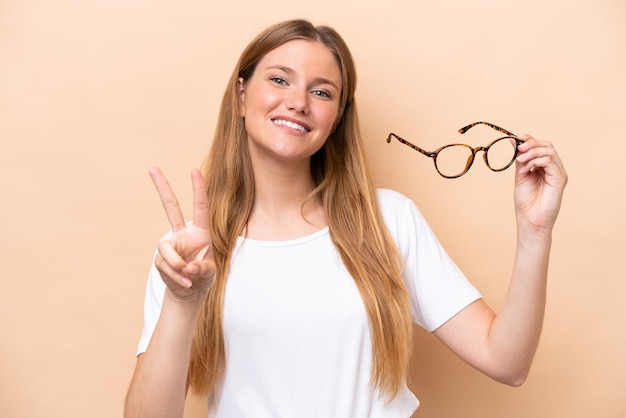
[513,134,568,234]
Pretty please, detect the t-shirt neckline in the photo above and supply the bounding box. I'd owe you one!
[237,227,330,247]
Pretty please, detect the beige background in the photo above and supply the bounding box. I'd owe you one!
[1,0,624,417]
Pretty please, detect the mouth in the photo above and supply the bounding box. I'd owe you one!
[272,118,311,133]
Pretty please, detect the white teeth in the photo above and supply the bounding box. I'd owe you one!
[273,119,309,132]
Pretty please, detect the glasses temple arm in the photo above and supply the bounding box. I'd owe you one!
[457,121,517,138]
[386,133,436,157]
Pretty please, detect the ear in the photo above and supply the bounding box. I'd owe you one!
[238,77,246,117]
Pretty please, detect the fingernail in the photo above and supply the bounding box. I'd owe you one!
[182,278,192,288]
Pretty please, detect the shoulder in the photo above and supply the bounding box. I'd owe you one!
[376,188,411,206]
[376,188,421,220]
[376,188,428,235]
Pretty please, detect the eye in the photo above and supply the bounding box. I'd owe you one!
[270,76,288,86]
[312,89,331,99]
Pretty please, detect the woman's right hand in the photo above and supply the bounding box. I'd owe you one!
[149,167,216,300]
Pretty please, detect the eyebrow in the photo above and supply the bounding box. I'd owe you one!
[264,65,340,91]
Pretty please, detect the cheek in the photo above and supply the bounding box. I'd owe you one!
[246,91,282,118]
[319,106,341,132]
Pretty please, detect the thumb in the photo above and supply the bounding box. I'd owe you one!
[182,259,216,284]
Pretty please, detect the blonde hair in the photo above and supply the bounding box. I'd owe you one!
[191,19,413,401]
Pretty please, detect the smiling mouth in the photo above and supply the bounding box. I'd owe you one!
[272,119,310,133]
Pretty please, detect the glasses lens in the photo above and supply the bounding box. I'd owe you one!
[486,137,517,171]
[436,144,473,178]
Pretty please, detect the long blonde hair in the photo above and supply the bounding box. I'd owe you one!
[191,19,413,401]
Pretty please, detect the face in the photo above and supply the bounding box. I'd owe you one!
[238,39,342,167]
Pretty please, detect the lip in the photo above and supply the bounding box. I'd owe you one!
[271,115,312,133]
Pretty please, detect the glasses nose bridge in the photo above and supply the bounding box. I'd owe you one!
[473,145,489,164]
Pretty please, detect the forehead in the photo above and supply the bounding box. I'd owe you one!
[257,39,342,85]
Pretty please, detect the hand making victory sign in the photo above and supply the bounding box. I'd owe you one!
[148,167,216,298]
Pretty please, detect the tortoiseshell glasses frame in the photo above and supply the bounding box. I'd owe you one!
[386,121,525,179]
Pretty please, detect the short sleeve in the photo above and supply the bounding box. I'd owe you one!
[377,189,481,332]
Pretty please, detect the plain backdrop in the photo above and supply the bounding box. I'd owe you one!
[1,0,624,417]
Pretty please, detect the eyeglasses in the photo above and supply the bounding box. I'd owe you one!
[386,121,525,179]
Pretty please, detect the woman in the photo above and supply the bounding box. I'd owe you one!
[124,19,567,418]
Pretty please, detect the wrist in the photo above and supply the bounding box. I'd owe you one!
[164,287,210,310]
[516,216,554,239]
[515,221,553,255]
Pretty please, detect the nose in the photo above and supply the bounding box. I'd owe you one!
[285,87,309,115]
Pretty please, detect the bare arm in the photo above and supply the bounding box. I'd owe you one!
[434,135,568,385]
[124,168,216,418]
[125,293,206,417]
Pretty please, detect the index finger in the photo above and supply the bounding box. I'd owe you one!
[149,167,186,232]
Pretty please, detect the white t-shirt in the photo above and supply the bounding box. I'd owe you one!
[137,189,481,417]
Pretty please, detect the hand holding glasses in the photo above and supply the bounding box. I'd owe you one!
[386,121,525,179]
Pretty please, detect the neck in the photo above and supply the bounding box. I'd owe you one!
[246,158,327,240]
